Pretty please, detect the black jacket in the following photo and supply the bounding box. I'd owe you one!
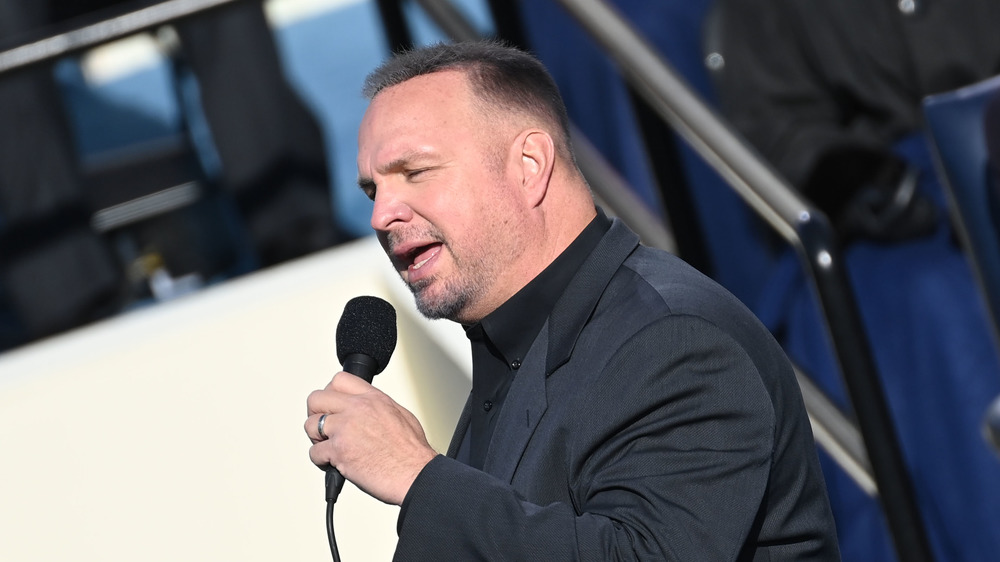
[394,218,840,560]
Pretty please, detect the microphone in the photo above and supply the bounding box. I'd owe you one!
[336,296,398,384]
[326,295,398,502]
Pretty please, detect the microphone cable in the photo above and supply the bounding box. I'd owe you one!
[326,465,346,561]
[326,498,341,562]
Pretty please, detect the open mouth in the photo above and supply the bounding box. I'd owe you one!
[399,242,443,280]
[411,246,439,270]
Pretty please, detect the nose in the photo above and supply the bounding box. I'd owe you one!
[370,182,414,233]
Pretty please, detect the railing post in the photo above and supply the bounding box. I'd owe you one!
[797,214,935,562]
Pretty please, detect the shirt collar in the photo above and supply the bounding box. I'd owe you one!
[466,208,612,363]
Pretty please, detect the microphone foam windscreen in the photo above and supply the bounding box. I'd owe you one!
[336,296,398,374]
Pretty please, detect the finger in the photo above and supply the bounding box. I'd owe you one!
[318,413,330,440]
[322,370,354,390]
[306,388,329,416]
[304,412,331,443]
[309,441,334,471]
[327,370,376,395]
[306,386,349,416]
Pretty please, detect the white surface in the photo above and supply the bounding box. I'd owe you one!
[0,236,471,561]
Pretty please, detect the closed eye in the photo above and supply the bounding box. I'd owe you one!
[358,178,376,201]
[405,168,430,181]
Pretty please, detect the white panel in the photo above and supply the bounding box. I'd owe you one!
[0,236,471,561]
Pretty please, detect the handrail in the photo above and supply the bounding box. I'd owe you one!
[0,0,246,77]
[549,1,932,561]
[794,365,875,496]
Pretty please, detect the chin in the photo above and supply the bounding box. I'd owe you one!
[411,283,468,322]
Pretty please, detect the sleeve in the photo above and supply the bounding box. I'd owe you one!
[712,0,894,195]
[712,0,920,232]
[392,315,779,561]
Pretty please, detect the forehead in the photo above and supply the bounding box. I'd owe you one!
[358,71,479,164]
[364,71,475,131]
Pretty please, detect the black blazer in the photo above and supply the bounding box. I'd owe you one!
[394,219,840,560]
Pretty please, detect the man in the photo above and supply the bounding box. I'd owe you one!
[305,41,839,560]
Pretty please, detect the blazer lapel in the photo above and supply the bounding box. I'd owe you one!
[481,328,550,482]
[459,216,640,482]
[546,218,639,373]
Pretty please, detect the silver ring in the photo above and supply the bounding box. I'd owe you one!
[317,414,329,440]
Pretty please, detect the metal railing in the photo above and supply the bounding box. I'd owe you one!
[0,0,248,77]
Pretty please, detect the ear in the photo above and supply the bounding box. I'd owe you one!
[515,129,556,208]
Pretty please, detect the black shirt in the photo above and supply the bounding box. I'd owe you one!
[464,209,611,469]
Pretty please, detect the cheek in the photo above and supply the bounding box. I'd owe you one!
[468,194,524,255]
[429,171,517,247]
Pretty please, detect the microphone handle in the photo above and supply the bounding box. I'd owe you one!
[325,353,379,502]
[341,353,379,383]
[325,469,345,502]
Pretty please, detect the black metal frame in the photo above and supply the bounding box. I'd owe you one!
[375,0,413,53]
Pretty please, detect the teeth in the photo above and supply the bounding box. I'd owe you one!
[411,246,438,270]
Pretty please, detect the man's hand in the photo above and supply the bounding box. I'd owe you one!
[305,372,437,505]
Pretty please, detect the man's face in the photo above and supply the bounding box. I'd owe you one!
[357,71,528,324]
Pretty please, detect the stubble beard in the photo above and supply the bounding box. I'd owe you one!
[389,228,487,323]
[393,161,514,323]
[409,234,508,323]
[409,274,474,321]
